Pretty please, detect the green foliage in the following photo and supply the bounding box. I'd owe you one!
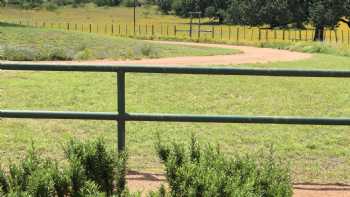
[122,0,136,7]
[155,0,172,14]
[64,138,127,196]
[0,168,9,194]
[155,134,293,197]
[42,1,59,11]
[133,43,160,58]
[0,138,128,197]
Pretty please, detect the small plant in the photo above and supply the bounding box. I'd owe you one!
[155,134,293,197]
[0,138,128,197]
[64,138,127,196]
[133,43,159,58]
[2,45,37,61]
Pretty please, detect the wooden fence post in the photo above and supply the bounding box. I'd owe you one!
[243,26,246,40]
[229,26,231,40]
[152,25,155,36]
[221,26,223,40]
[212,26,215,39]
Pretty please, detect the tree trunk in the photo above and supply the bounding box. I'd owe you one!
[314,25,324,41]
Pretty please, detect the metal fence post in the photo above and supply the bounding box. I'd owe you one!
[117,71,126,152]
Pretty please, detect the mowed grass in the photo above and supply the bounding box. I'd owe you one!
[0,23,237,61]
[1,54,350,183]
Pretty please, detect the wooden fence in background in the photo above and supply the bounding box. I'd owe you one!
[8,20,350,46]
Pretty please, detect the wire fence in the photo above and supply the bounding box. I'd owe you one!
[8,20,350,46]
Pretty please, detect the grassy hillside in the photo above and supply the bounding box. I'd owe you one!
[1,54,350,183]
[0,23,237,61]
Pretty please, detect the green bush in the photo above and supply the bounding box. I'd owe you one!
[2,45,38,61]
[42,1,59,11]
[122,0,136,7]
[155,135,293,197]
[0,138,128,197]
[133,43,159,58]
[64,138,128,196]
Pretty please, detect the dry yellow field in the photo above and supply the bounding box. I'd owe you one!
[1,5,349,44]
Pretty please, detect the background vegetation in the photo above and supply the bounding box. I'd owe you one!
[1,0,350,41]
[0,23,237,61]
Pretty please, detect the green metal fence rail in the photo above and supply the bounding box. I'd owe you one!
[2,63,350,152]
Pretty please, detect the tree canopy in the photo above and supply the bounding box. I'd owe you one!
[156,0,350,41]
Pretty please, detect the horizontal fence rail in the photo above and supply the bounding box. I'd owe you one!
[1,63,350,152]
[3,64,350,77]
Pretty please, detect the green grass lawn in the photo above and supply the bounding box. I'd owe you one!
[1,54,350,183]
[0,23,237,61]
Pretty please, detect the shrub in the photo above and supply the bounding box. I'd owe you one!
[122,0,136,7]
[133,43,159,58]
[42,1,59,11]
[2,45,37,61]
[155,134,293,197]
[0,138,128,197]
[64,138,128,196]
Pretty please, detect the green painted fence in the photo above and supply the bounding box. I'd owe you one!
[1,63,350,152]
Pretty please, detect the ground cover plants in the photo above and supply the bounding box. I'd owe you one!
[0,135,293,196]
[0,22,238,61]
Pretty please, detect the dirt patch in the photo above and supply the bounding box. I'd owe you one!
[0,41,312,66]
[127,171,350,197]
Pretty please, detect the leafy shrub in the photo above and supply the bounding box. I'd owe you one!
[122,0,136,7]
[47,47,74,60]
[0,138,128,197]
[74,48,95,60]
[42,1,58,11]
[64,138,128,196]
[2,45,37,61]
[155,134,293,197]
[133,43,159,58]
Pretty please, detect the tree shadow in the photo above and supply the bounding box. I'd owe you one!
[293,182,350,191]
[127,170,166,182]
[0,22,25,27]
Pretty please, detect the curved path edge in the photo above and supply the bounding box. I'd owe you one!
[0,41,312,66]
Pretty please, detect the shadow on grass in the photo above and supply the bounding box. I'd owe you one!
[0,22,25,27]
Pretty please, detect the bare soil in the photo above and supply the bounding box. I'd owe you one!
[127,171,350,197]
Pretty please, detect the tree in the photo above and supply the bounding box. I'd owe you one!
[225,0,292,28]
[309,0,350,41]
[156,0,173,14]
[204,0,230,23]
[287,0,309,28]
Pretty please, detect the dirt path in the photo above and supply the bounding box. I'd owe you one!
[0,41,312,66]
[127,172,350,197]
